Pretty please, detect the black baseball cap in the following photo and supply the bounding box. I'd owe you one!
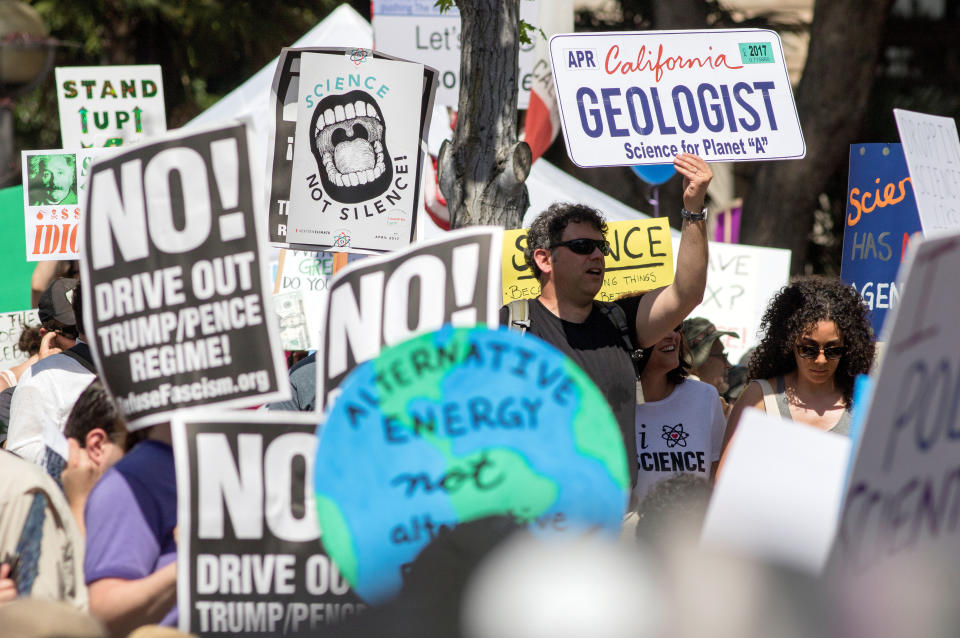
[37,278,78,328]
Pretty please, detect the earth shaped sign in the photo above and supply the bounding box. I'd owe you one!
[314,325,629,602]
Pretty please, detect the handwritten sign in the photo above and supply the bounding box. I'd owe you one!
[894,109,960,234]
[80,123,288,428]
[833,230,960,574]
[172,412,364,636]
[317,227,501,408]
[314,325,629,602]
[372,0,540,109]
[681,240,790,363]
[21,148,109,261]
[549,29,804,167]
[501,218,674,305]
[55,65,166,148]
[0,310,39,367]
[840,144,922,334]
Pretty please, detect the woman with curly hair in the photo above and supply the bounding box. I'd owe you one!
[722,277,875,448]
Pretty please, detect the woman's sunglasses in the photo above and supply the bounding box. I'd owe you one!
[796,344,845,360]
[551,238,611,256]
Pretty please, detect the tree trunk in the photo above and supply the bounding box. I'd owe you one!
[740,0,893,273]
[653,0,707,29]
[439,0,531,229]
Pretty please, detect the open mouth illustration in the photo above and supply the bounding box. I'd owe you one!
[309,89,393,204]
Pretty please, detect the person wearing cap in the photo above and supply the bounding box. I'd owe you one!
[6,279,96,470]
[681,317,737,415]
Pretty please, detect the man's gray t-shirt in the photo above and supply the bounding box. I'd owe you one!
[501,299,639,484]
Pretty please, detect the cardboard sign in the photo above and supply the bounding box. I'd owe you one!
[501,218,674,305]
[549,29,805,167]
[172,413,365,636]
[701,408,850,573]
[272,250,363,351]
[318,227,502,408]
[372,0,540,109]
[314,325,629,602]
[0,310,39,367]
[280,48,435,252]
[55,65,167,148]
[686,241,791,364]
[894,109,960,234]
[833,230,960,574]
[840,144,922,334]
[80,123,288,429]
[21,148,110,261]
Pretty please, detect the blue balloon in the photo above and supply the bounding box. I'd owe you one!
[631,163,676,185]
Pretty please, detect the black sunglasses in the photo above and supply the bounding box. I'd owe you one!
[796,344,845,360]
[552,238,611,256]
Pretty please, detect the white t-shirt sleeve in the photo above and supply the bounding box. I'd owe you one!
[7,382,48,464]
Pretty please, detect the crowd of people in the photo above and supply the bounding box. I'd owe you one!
[0,152,888,637]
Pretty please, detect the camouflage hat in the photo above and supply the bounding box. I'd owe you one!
[681,317,738,369]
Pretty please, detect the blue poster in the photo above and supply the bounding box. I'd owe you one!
[840,144,922,335]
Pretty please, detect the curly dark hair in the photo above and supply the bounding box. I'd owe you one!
[524,202,607,282]
[18,324,42,356]
[749,276,874,406]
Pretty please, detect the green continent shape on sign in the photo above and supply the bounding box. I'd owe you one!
[444,447,559,521]
[314,494,359,587]
[565,358,630,489]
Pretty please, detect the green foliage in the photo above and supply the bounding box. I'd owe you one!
[433,1,541,44]
[15,0,343,152]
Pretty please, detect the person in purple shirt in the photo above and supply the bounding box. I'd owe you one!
[84,425,177,635]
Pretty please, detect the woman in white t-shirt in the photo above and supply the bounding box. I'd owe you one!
[632,325,728,503]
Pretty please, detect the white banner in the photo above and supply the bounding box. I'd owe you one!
[372,0,540,109]
[55,65,167,148]
[549,29,805,167]
[0,310,39,367]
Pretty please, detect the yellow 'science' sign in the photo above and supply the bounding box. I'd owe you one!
[501,217,675,304]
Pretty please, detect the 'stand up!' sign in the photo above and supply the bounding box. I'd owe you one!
[549,29,804,167]
[55,65,167,148]
[80,123,288,428]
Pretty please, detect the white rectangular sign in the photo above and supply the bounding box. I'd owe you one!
[21,148,109,261]
[894,109,960,234]
[549,29,805,167]
[287,51,427,253]
[55,65,167,148]
[681,241,791,364]
[702,408,850,574]
[372,0,539,109]
[0,309,39,367]
[833,230,960,574]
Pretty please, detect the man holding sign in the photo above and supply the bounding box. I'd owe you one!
[502,153,711,485]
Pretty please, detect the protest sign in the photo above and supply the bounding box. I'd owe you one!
[0,185,34,312]
[684,241,791,363]
[21,148,109,261]
[372,0,540,108]
[55,65,166,148]
[172,413,364,636]
[833,229,960,574]
[549,29,805,167]
[268,47,436,251]
[80,123,288,428]
[314,325,629,602]
[273,250,363,351]
[0,310,39,367]
[701,408,850,573]
[318,227,502,408]
[500,217,674,305]
[840,144,922,334]
[894,109,960,234]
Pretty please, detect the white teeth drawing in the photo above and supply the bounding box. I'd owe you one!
[310,90,393,204]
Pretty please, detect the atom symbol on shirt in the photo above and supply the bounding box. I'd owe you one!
[661,424,689,448]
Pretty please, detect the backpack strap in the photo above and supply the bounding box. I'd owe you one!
[61,343,97,375]
[595,301,644,377]
[506,299,530,335]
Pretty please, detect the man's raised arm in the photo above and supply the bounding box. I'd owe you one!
[634,153,711,346]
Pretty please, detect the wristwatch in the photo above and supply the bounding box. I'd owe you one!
[680,206,708,222]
